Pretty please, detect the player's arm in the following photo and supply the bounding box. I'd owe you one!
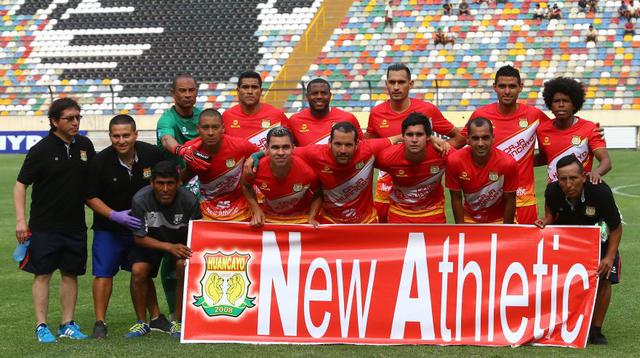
[588,148,612,184]
[241,182,264,228]
[308,190,323,229]
[533,151,547,166]
[502,191,516,224]
[180,165,196,183]
[445,127,467,149]
[160,134,180,154]
[134,235,191,259]
[449,189,465,224]
[86,198,142,230]
[535,203,555,228]
[600,223,621,279]
[13,181,30,243]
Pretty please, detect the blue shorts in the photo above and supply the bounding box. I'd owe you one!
[92,230,133,278]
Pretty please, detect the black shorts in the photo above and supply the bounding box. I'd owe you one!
[129,245,166,278]
[20,231,87,276]
[601,241,621,284]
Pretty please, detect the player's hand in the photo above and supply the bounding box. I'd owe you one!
[308,218,320,229]
[249,209,265,228]
[169,243,191,259]
[15,220,31,244]
[594,122,605,139]
[587,171,603,184]
[431,137,451,156]
[598,255,615,279]
[109,209,142,231]
[534,218,546,229]
[175,141,210,173]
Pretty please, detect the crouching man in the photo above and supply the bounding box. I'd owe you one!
[128,161,202,338]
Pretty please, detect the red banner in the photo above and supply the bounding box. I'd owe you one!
[181,222,600,348]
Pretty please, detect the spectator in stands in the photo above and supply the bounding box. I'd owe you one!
[588,0,598,14]
[459,0,471,16]
[443,0,452,15]
[444,27,456,45]
[578,0,588,13]
[585,25,598,43]
[385,1,394,28]
[624,19,636,36]
[533,4,546,20]
[434,28,445,45]
[549,3,562,19]
[15,98,95,343]
[630,1,640,17]
[619,1,630,19]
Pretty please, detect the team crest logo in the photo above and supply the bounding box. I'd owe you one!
[321,165,333,173]
[585,206,596,216]
[231,120,240,128]
[355,161,364,170]
[173,214,183,224]
[260,182,269,191]
[226,159,235,168]
[571,136,581,146]
[380,119,389,128]
[181,126,188,134]
[460,171,470,180]
[430,165,440,174]
[489,172,499,181]
[80,150,88,161]
[293,183,303,192]
[143,167,152,179]
[543,136,551,146]
[397,169,406,177]
[261,119,270,129]
[518,119,528,128]
[300,124,309,133]
[193,252,255,318]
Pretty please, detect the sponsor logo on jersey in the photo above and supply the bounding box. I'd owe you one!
[293,183,303,192]
[519,119,528,128]
[430,165,440,174]
[380,119,389,128]
[300,124,309,133]
[571,135,581,146]
[489,172,499,181]
[80,150,88,161]
[585,206,596,216]
[143,167,152,179]
[231,120,240,128]
[261,119,270,129]
[193,252,255,318]
[226,159,235,168]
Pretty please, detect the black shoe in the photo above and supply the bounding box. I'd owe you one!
[149,314,172,333]
[92,320,107,339]
[589,330,608,345]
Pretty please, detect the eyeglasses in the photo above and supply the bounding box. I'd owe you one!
[59,115,83,121]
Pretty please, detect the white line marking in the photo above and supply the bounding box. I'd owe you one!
[612,184,640,198]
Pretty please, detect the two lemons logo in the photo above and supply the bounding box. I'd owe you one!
[193,252,255,318]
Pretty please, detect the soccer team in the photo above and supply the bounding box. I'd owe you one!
[13,64,622,346]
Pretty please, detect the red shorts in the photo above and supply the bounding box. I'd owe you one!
[388,212,446,224]
[516,205,538,224]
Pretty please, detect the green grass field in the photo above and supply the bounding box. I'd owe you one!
[1,151,639,357]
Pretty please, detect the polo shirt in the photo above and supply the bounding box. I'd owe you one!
[86,141,164,233]
[545,180,621,230]
[17,131,95,234]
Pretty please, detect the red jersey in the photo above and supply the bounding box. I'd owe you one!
[376,144,454,223]
[366,98,456,138]
[246,155,319,223]
[283,107,363,146]
[464,103,551,208]
[445,146,518,223]
[198,135,259,221]
[295,138,392,223]
[222,103,288,150]
[536,117,606,182]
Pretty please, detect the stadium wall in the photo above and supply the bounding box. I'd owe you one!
[1,111,638,151]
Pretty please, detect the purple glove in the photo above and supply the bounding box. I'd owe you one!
[109,209,142,231]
